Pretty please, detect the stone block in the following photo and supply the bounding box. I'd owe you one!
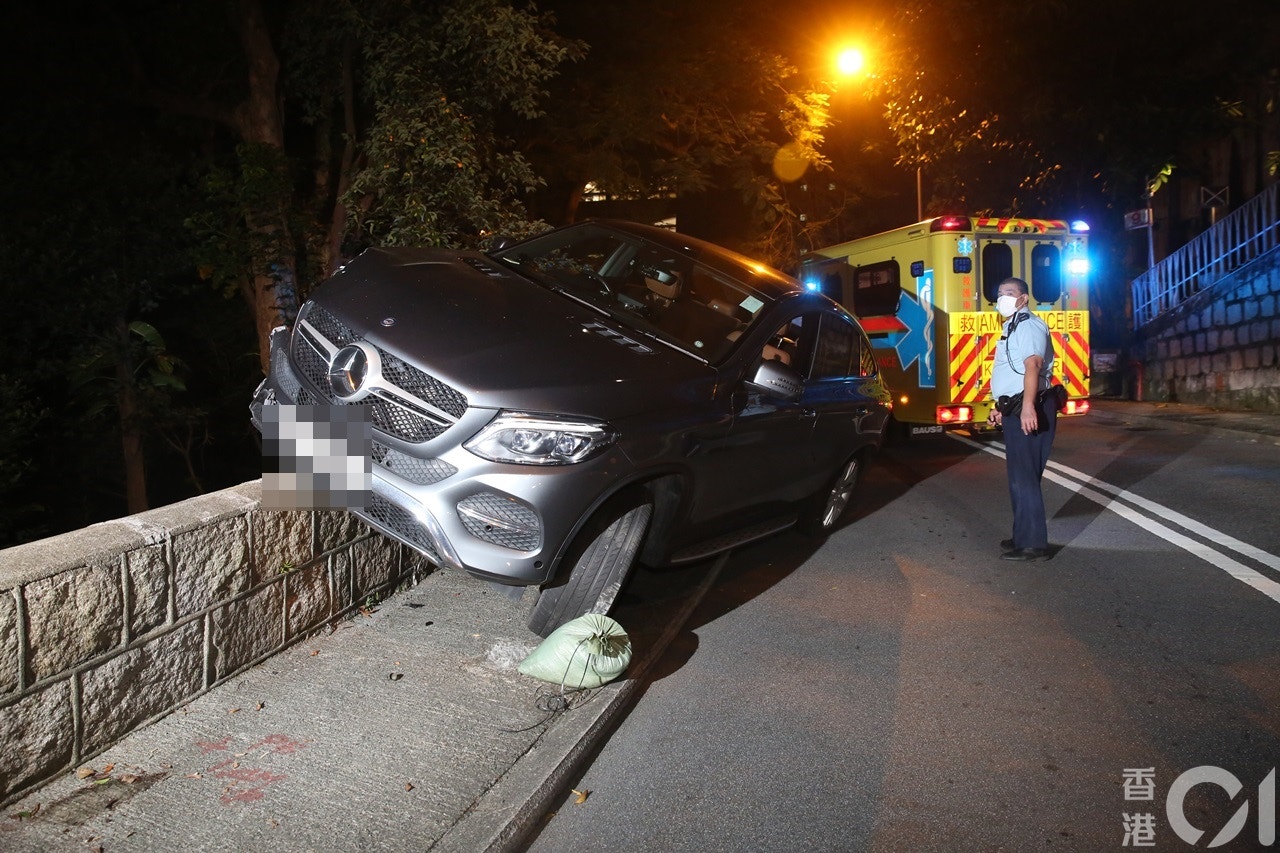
[1222,328,1236,348]
[1245,349,1260,369]
[1187,313,1200,332]
[172,515,250,618]
[250,509,314,587]
[25,562,124,683]
[1169,337,1182,358]
[316,511,368,553]
[210,584,283,682]
[1205,330,1218,351]
[1227,302,1243,325]
[126,542,170,639]
[1245,299,1260,321]
[351,535,399,604]
[1229,351,1244,371]
[1214,302,1226,325]
[0,680,73,800]
[330,550,353,613]
[0,516,162,588]
[401,546,436,584]
[79,621,204,757]
[0,590,16,696]
[285,561,331,640]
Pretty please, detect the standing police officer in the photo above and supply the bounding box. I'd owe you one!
[986,277,1057,561]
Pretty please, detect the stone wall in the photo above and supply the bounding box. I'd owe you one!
[0,481,427,806]
[1134,246,1280,411]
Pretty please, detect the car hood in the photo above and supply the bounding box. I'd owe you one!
[306,247,717,418]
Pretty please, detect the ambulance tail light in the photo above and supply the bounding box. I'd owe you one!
[930,216,972,232]
[936,405,973,424]
[1064,398,1090,416]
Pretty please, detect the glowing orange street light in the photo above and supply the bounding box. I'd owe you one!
[835,47,865,77]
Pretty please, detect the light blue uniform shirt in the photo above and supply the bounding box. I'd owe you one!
[990,312,1054,399]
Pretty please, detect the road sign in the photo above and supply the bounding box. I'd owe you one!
[1124,208,1152,230]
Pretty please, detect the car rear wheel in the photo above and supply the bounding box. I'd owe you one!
[798,453,862,537]
[528,495,654,637]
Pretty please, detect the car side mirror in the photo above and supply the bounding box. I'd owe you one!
[487,234,517,252]
[745,359,803,402]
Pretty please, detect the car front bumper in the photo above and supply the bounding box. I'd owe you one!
[250,325,629,587]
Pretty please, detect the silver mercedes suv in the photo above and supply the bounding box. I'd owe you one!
[251,220,890,634]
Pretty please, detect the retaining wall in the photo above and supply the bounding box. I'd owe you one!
[1135,246,1280,412]
[0,481,426,806]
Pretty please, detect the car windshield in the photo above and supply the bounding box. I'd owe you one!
[490,223,774,363]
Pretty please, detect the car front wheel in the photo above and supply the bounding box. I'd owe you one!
[799,454,862,537]
[528,494,654,637]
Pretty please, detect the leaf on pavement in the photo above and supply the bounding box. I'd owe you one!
[571,788,590,804]
[76,767,95,779]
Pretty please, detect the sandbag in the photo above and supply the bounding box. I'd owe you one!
[518,614,632,689]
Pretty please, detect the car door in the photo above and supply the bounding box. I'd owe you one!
[801,308,890,479]
[681,311,824,534]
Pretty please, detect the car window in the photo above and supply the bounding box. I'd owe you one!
[809,312,862,380]
[492,223,770,364]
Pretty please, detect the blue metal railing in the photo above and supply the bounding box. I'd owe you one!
[1131,182,1279,328]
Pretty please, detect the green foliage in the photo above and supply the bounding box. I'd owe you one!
[283,0,580,251]
[871,0,1280,215]
[187,143,299,299]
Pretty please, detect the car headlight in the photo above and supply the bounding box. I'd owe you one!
[465,412,618,465]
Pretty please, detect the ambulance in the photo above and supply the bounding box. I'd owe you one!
[801,215,1091,435]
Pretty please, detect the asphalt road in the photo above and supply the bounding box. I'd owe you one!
[525,414,1280,852]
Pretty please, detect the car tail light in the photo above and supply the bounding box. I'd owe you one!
[1064,398,1090,415]
[936,405,973,424]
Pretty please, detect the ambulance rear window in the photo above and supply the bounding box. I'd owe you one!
[982,243,1012,303]
[1030,244,1062,303]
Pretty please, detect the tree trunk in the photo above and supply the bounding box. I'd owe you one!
[115,324,148,514]
[322,35,359,280]
[232,0,298,374]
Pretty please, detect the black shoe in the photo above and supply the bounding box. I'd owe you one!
[1001,547,1051,561]
[1000,538,1014,550]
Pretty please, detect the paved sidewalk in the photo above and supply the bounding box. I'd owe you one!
[1,558,722,852]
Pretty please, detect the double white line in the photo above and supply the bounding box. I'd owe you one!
[951,435,1280,605]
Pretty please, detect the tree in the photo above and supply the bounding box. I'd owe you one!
[524,0,835,268]
[127,0,580,372]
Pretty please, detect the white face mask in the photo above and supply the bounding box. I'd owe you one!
[996,294,1020,318]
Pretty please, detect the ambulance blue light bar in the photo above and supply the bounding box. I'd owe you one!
[1070,220,1090,233]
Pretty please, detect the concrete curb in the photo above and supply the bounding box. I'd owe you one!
[438,553,727,853]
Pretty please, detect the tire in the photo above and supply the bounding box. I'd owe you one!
[528,497,654,637]
[798,454,862,537]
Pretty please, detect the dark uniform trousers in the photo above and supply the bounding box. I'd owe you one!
[1002,393,1057,550]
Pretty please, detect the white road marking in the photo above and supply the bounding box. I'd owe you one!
[950,434,1280,605]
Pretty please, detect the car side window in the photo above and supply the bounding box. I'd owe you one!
[858,330,878,377]
[762,316,804,371]
[809,312,861,380]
